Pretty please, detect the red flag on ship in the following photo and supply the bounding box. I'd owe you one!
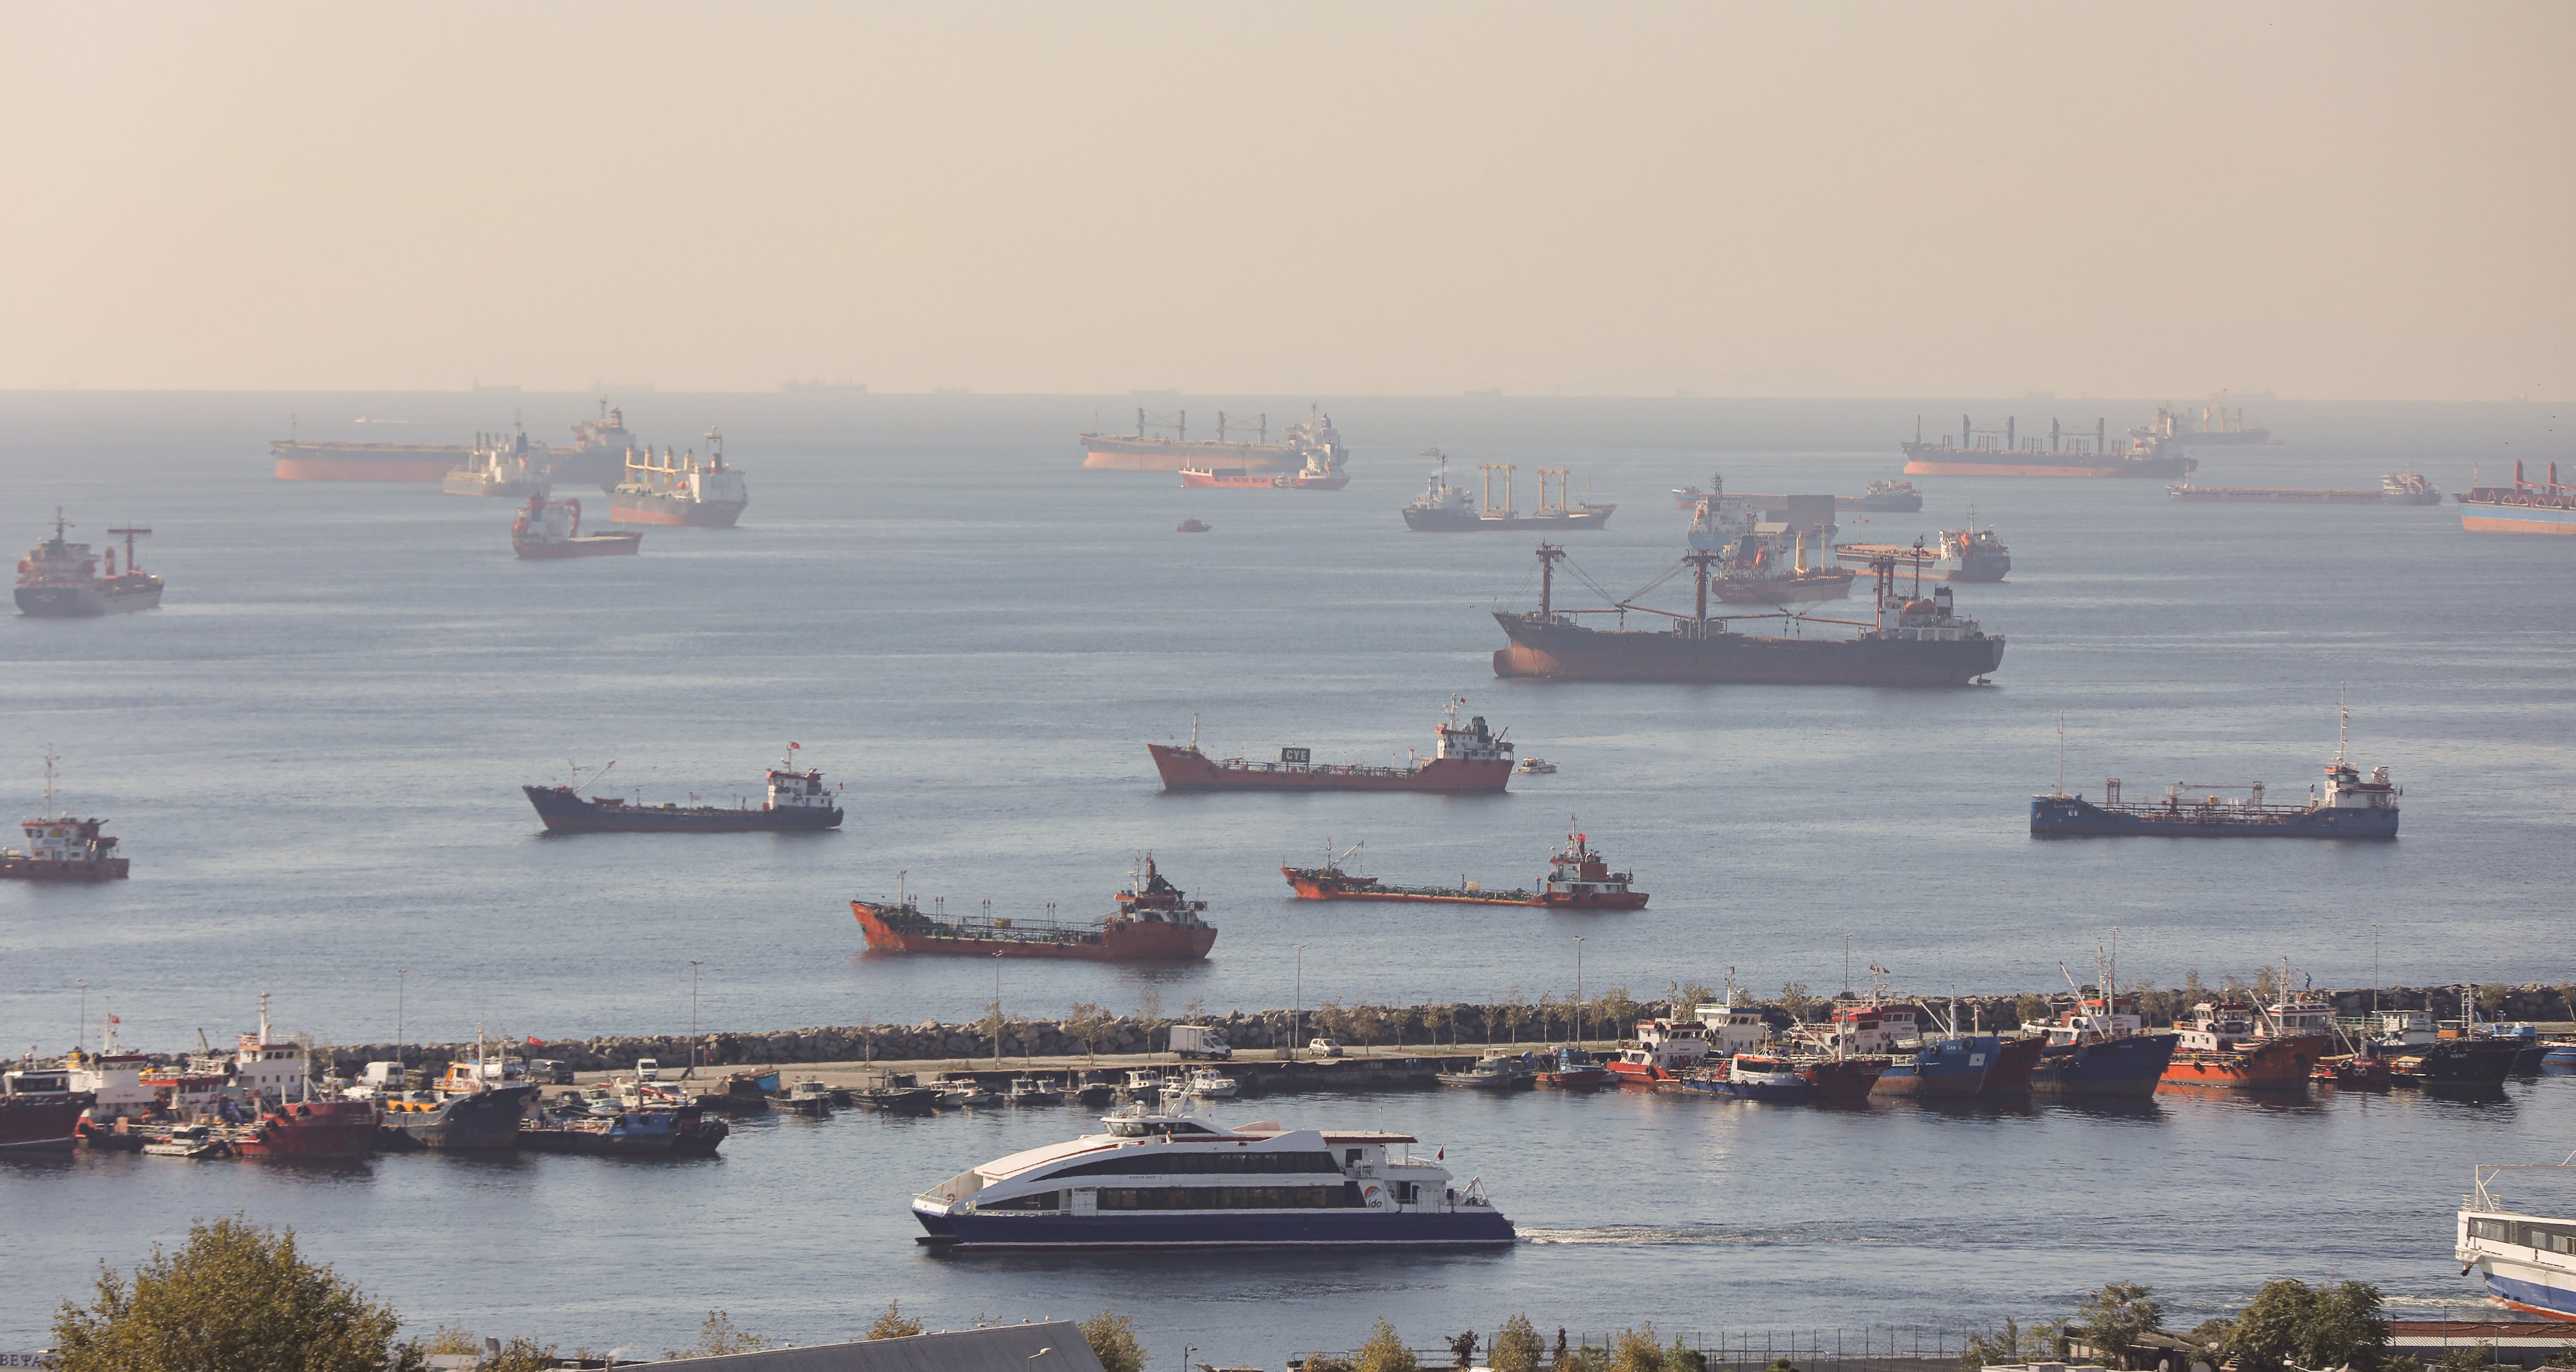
[108,1014,120,1024]
[525,1036,544,1048]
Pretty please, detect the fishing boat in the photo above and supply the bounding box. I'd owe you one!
[143,1123,230,1159]
[1533,1046,1606,1089]
[1436,1053,1535,1090]
[1603,1018,1709,1087]
[1180,1068,1239,1100]
[520,1107,729,1158]
[2027,992,2180,1098]
[1006,1077,1067,1106]
[2159,996,2327,1090]
[909,1106,1513,1249]
[1660,1054,1814,1103]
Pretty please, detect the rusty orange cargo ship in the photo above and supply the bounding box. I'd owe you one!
[2159,998,2329,1089]
[1150,698,1515,793]
[1282,830,1648,909]
[852,855,1217,961]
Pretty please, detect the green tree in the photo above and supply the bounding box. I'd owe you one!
[1083,1309,1147,1372]
[1665,1334,1704,1372]
[1135,987,1163,1026]
[1351,1004,1391,1050]
[1447,1331,1480,1370]
[2478,984,2510,1015]
[1778,982,1814,1024]
[668,1310,774,1359]
[1502,987,1530,1044]
[53,1215,418,1372]
[421,1326,480,1355]
[2231,1279,2387,1372]
[2013,993,2052,1028]
[486,1336,561,1372]
[2180,969,2210,1007]
[2075,1282,2163,1368]
[2436,1344,2494,1372]
[1608,1325,1665,1372]
[1356,1318,1419,1372]
[1066,1003,1114,1062]
[1492,1315,1545,1372]
[1598,987,1639,1037]
[867,1300,925,1340]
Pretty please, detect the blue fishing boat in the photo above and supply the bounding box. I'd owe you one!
[1873,1034,1999,1097]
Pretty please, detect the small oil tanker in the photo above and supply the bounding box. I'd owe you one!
[852,855,1218,961]
[1282,830,1648,910]
[522,746,842,833]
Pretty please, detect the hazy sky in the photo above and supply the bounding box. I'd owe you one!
[4,3,2569,398]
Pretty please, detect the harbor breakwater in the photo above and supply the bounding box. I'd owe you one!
[287,981,2576,1077]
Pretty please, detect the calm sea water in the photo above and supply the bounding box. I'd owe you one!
[3,392,2571,1354]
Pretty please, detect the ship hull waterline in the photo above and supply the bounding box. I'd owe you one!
[1149,745,1511,794]
[524,786,841,833]
[853,903,1216,962]
[2030,796,2397,840]
[1491,614,2004,687]
[914,1206,1515,1249]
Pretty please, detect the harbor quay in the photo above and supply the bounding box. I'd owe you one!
[286,980,2576,1080]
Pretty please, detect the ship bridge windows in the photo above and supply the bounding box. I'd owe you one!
[2469,1218,2512,1242]
[2515,1222,2576,1252]
[1049,1148,1343,1179]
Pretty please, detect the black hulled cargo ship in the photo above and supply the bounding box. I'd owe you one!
[524,746,843,833]
[1490,545,2005,686]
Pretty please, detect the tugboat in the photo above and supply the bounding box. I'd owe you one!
[2,751,130,881]
[2031,694,2398,839]
[1176,519,1213,534]
[609,428,748,527]
[523,746,843,832]
[852,854,1219,961]
[1281,828,1648,909]
[1150,697,1516,793]
[442,426,551,498]
[511,494,642,559]
[15,511,162,616]
[1533,1045,1607,1089]
[910,1105,1512,1249]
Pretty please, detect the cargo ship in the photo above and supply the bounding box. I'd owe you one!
[1836,521,2011,582]
[909,1107,1511,1249]
[1281,829,1648,909]
[2458,461,2576,535]
[520,1105,728,1157]
[273,402,645,483]
[852,855,1219,961]
[1404,456,1613,531]
[2160,997,2328,1089]
[1149,698,1515,793]
[442,426,551,497]
[2130,398,2275,447]
[523,747,843,832]
[16,511,162,616]
[1492,545,2006,685]
[1,1066,94,1153]
[1683,482,1855,603]
[1083,408,1344,474]
[2031,702,2398,839]
[511,495,641,559]
[2167,472,2442,504]
[1902,416,2196,478]
[1672,478,1922,512]
[609,430,747,527]
[2027,992,2179,1097]
[1178,445,1349,490]
[228,994,375,1159]
[2,752,129,881]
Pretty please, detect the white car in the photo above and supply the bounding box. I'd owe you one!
[1307,1038,1344,1058]
[636,1058,661,1082]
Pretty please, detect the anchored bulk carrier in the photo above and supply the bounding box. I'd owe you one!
[852,855,1218,961]
[2458,461,2576,535]
[272,401,643,483]
[1683,479,1854,603]
[610,429,748,526]
[523,746,842,832]
[1403,453,1613,531]
[1085,408,1344,474]
[1282,829,1648,909]
[443,426,550,498]
[2167,472,2441,505]
[1673,478,1922,513]
[1150,698,1515,793]
[16,512,162,616]
[1491,545,2005,686]
[1902,416,2195,478]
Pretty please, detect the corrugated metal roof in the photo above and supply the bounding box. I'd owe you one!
[638,1320,1107,1372]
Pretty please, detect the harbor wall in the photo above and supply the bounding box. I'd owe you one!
[284,981,2576,1076]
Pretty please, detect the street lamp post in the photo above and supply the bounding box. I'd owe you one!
[396,969,408,1056]
[688,961,703,1081]
[1293,945,1305,1061]
[76,979,87,1053]
[994,952,1005,1068]
[1573,937,1585,1047]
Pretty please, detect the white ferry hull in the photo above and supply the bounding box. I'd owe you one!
[2469,1254,2576,1319]
[913,1204,1515,1249]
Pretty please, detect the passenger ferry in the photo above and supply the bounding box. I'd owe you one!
[910,1107,1512,1249]
[2460,1160,2576,1318]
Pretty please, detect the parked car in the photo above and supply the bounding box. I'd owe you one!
[1307,1038,1344,1058]
[527,1058,574,1085]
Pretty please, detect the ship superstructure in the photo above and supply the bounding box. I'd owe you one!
[2031,696,2399,839]
[1282,828,1647,909]
[550,400,643,485]
[853,854,1219,961]
[610,429,748,527]
[1149,697,1515,793]
[1903,415,2195,478]
[15,511,162,616]
[523,746,843,832]
[511,495,641,559]
[1836,518,2011,582]
[1683,478,1855,604]
[2458,461,2576,535]
[442,425,550,498]
[2130,396,2275,447]
[1492,544,2006,685]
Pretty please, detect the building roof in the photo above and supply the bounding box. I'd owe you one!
[639,1320,1106,1372]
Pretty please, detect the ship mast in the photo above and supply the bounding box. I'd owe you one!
[1684,549,1719,632]
[1534,543,1565,617]
[2335,682,2349,767]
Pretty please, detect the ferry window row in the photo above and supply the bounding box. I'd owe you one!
[1098,1185,1355,1211]
[2516,1222,2576,1253]
[1050,1150,1344,1179]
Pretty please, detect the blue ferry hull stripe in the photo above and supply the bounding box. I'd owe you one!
[2485,1271,2576,1319]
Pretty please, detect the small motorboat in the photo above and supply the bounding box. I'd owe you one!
[143,1124,230,1159]
[2312,1054,2392,1088]
[770,1080,836,1116]
[1005,1076,1066,1106]
[851,1086,939,1116]
[1437,1053,1535,1090]
[1514,757,1557,775]
[1533,1045,1606,1089]
[1181,1068,1239,1100]
[933,1075,1002,1109]
[1177,518,1212,534]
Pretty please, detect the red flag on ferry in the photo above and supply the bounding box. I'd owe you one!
[525,1036,544,1048]
[1436,1147,1444,1160]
